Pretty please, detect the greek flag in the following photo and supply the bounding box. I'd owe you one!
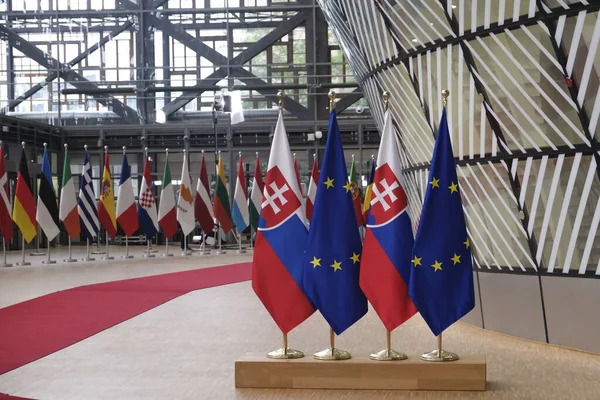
[78,151,100,240]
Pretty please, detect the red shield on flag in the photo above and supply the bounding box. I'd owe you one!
[261,166,301,228]
[368,163,407,225]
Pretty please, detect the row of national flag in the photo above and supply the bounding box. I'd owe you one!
[252,101,475,339]
[0,145,279,248]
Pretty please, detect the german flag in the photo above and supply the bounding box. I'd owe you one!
[12,147,36,243]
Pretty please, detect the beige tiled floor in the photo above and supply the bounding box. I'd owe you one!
[1,248,600,399]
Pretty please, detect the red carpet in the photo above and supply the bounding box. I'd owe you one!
[0,262,252,377]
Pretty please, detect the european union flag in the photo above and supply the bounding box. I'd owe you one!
[409,107,475,337]
[303,110,368,335]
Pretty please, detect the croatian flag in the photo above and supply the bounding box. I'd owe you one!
[252,110,315,334]
[138,156,159,240]
[359,108,417,332]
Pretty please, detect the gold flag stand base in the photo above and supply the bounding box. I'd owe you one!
[369,329,407,361]
[420,333,459,362]
[370,348,407,361]
[420,349,459,362]
[267,348,304,359]
[314,327,351,360]
[313,347,351,360]
[267,332,304,359]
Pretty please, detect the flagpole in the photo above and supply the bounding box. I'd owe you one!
[123,236,133,258]
[83,238,95,261]
[313,92,353,361]
[263,91,306,360]
[236,228,245,254]
[30,226,45,256]
[43,237,56,264]
[249,227,253,250]
[163,238,173,257]
[182,234,191,256]
[144,239,155,258]
[142,147,155,259]
[314,327,351,360]
[103,230,114,260]
[16,236,30,266]
[420,90,459,363]
[249,150,258,251]
[160,148,174,258]
[368,92,407,362]
[198,231,209,256]
[0,141,10,267]
[267,331,304,359]
[64,237,77,262]
[1,238,12,268]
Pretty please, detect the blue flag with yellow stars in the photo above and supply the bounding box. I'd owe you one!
[303,110,368,335]
[409,108,475,337]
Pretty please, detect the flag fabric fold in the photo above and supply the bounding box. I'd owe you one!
[359,109,417,332]
[116,152,139,237]
[293,155,303,196]
[177,151,195,236]
[231,155,249,232]
[59,146,81,240]
[248,156,264,231]
[213,153,234,234]
[305,156,318,222]
[252,111,315,334]
[158,155,177,239]
[98,151,117,239]
[12,148,36,243]
[362,157,376,222]
[36,146,60,241]
[409,108,475,336]
[78,151,99,240]
[138,156,159,240]
[302,110,367,335]
[0,146,13,242]
[349,156,363,227]
[194,154,215,234]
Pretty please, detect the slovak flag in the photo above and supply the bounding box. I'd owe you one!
[252,110,315,334]
[359,108,417,332]
[138,156,159,240]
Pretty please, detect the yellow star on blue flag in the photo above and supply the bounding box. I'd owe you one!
[303,109,367,335]
[409,107,475,337]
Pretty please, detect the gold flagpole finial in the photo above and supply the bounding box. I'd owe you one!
[328,90,336,111]
[383,91,390,110]
[442,89,449,107]
[277,90,284,109]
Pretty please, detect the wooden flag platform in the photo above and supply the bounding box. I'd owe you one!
[235,352,486,391]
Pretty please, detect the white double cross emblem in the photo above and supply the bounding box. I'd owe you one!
[371,179,399,211]
[263,181,290,214]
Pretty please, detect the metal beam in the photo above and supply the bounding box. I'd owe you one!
[1,4,311,18]
[334,88,363,113]
[146,15,228,65]
[231,67,311,120]
[11,20,284,34]
[1,21,134,114]
[136,0,155,123]
[232,11,308,65]
[162,68,229,116]
[156,9,311,119]
[0,25,140,123]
